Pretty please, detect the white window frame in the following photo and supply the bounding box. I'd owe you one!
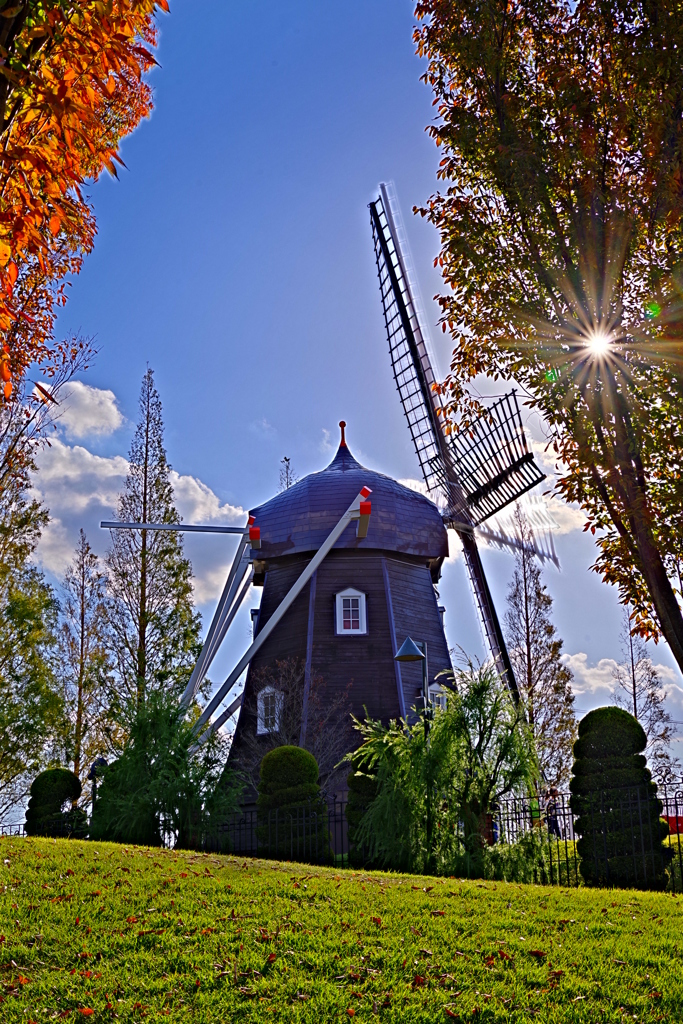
[428,684,447,712]
[335,587,367,636]
[256,685,283,735]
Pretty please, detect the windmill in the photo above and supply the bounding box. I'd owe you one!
[370,182,556,701]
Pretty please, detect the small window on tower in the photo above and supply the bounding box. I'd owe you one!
[257,686,282,735]
[335,588,367,635]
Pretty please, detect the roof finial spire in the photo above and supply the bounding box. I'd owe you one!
[339,420,347,448]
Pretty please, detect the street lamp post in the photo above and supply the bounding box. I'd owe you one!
[395,636,433,872]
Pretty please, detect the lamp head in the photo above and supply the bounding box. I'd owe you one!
[395,636,426,662]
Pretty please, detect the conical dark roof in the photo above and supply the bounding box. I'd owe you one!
[250,441,448,559]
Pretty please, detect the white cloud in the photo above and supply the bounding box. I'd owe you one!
[525,437,587,536]
[53,381,124,439]
[562,651,621,700]
[562,650,680,703]
[31,439,245,602]
[320,428,332,453]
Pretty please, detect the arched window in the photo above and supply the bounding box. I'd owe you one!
[257,686,282,735]
[335,588,367,635]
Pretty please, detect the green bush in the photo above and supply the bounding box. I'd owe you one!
[345,769,378,868]
[570,706,672,889]
[90,691,238,849]
[257,746,328,861]
[25,768,87,838]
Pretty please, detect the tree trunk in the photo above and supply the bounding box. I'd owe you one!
[599,379,683,676]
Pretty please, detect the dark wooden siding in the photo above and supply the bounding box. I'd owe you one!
[309,551,402,724]
[229,558,311,760]
[228,549,452,765]
[385,556,452,721]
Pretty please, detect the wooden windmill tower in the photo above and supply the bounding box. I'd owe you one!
[225,420,454,777]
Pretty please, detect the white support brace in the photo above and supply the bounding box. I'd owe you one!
[180,534,251,708]
[191,691,244,751]
[193,486,372,736]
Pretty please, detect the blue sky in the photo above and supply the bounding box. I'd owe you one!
[31,0,682,754]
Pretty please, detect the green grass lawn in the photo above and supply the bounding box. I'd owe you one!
[1,837,682,1022]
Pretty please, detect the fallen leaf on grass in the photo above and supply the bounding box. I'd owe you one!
[371,916,382,927]
[649,991,662,999]
[78,1010,94,1016]
[612,959,627,966]
[548,970,565,979]
[413,975,426,988]
[444,1010,460,1019]
[529,950,547,959]
[431,910,445,917]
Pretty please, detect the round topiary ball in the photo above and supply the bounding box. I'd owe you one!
[257,746,320,812]
[25,768,83,838]
[573,706,647,761]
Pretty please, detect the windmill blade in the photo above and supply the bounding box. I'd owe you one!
[447,392,546,524]
[370,183,469,522]
[371,182,521,702]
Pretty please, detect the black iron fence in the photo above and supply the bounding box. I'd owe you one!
[3,780,683,891]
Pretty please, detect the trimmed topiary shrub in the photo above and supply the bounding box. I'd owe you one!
[257,746,328,861]
[25,768,88,838]
[570,707,672,889]
[345,769,378,867]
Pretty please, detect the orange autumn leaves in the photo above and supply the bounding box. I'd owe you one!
[0,1,168,398]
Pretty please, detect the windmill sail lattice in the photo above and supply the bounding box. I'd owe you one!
[371,183,550,701]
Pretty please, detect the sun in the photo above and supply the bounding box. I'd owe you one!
[585,328,611,355]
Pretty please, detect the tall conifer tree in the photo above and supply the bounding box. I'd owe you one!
[106,369,201,713]
[0,474,62,818]
[504,508,576,786]
[59,530,110,787]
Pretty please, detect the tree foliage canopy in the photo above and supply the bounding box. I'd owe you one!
[0,1,166,403]
[0,473,62,817]
[90,689,236,849]
[415,0,683,671]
